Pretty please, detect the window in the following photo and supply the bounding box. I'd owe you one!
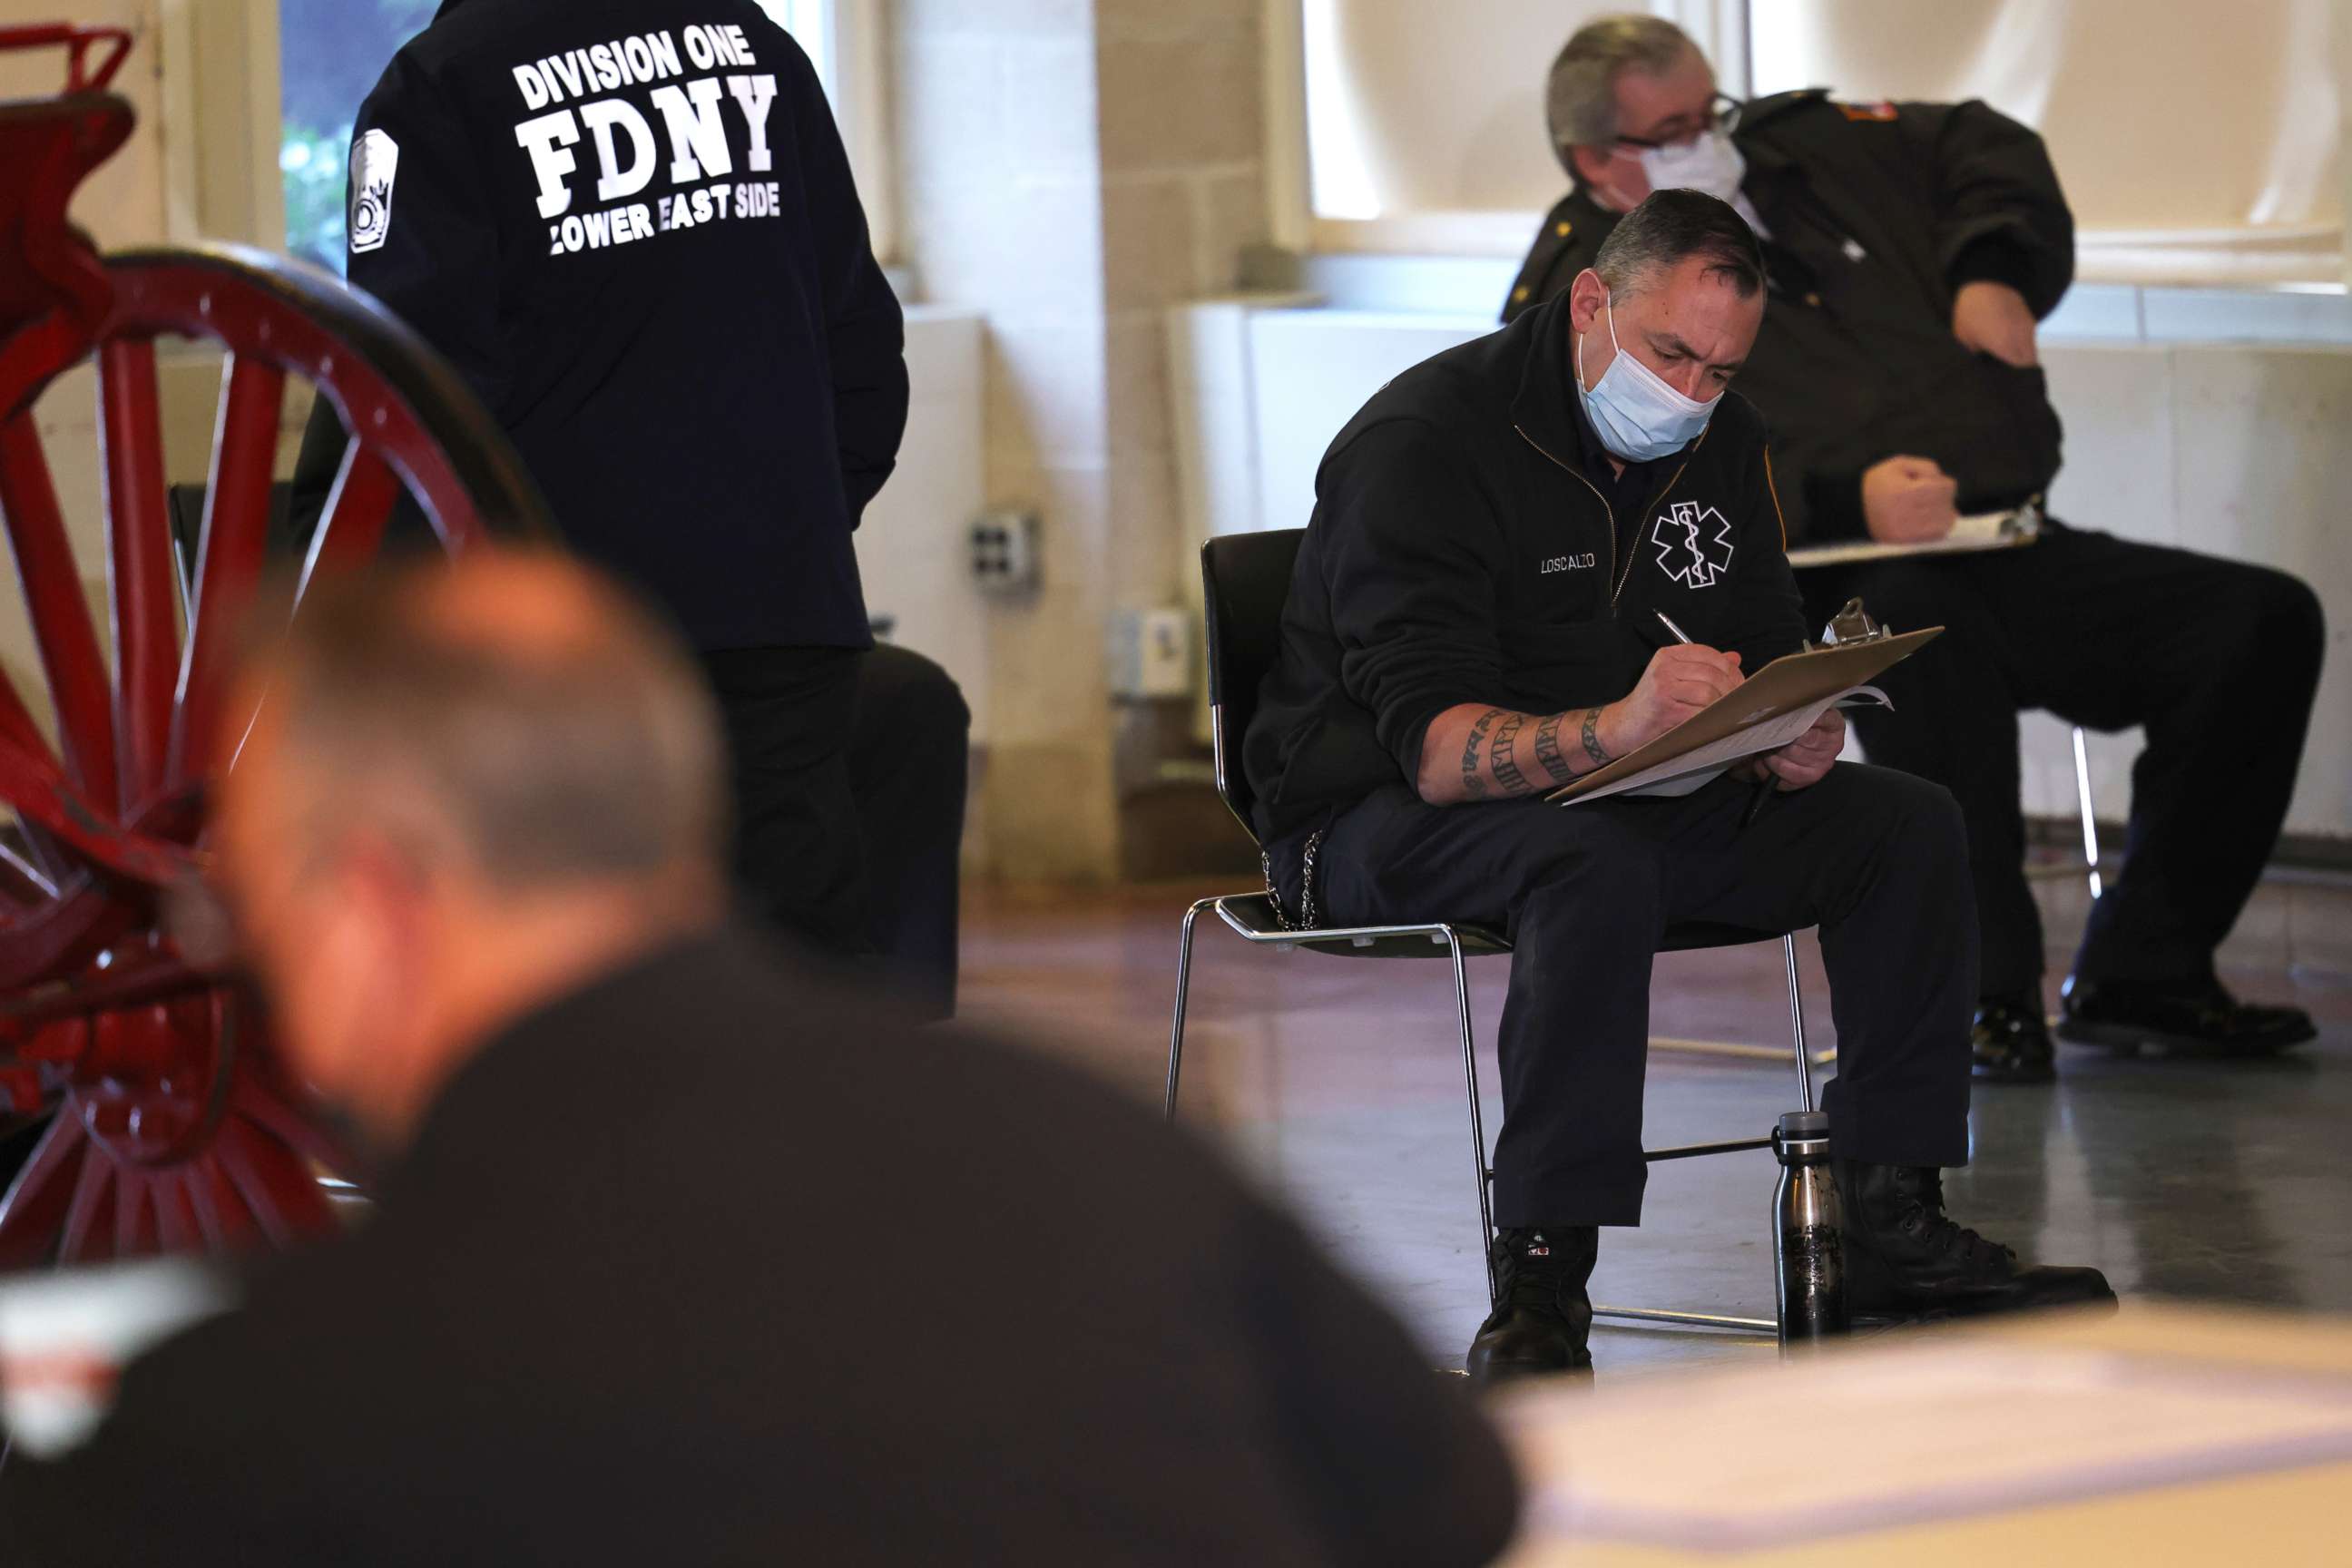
[1288,0,2341,284]
[278,0,434,271]
[277,0,855,271]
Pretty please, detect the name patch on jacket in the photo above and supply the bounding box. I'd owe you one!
[1652,502,1735,588]
[508,24,785,258]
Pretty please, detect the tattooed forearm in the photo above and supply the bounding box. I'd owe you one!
[1489,712,1531,795]
[1460,708,1503,799]
[1533,713,1575,785]
[1580,706,1611,769]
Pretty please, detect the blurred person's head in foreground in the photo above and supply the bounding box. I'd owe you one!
[218,551,729,1148]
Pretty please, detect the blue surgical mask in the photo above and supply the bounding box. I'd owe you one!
[1576,296,1720,463]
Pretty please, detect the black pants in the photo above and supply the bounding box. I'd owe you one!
[1804,523,2326,1002]
[850,644,970,1021]
[1303,765,1976,1229]
[700,646,872,963]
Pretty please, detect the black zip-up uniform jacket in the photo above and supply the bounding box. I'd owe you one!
[1503,90,2073,544]
[1243,291,1806,845]
[344,0,906,650]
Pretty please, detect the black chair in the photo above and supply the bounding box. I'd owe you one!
[1165,528,1817,1333]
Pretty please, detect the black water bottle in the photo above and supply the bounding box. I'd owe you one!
[1772,1109,1848,1347]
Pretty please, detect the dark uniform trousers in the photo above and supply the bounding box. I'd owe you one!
[1302,764,1977,1229]
[701,647,874,965]
[850,643,971,1021]
[1805,522,2327,1003]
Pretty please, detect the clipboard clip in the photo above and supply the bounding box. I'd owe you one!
[1808,596,1890,651]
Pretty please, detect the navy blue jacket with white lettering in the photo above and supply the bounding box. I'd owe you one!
[344,0,906,650]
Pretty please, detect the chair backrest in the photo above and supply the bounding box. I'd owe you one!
[1200,528,1306,842]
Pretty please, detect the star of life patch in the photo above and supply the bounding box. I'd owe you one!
[349,129,401,255]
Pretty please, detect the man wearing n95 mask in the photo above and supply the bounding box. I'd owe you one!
[1246,191,2110,1385]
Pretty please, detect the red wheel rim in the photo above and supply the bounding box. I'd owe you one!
[0,245,552,1269]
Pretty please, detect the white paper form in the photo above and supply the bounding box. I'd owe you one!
[1498,1339,2352,1554]
[1563,687,1890,805]
[1785,503,2041,570]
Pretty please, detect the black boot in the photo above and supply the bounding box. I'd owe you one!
[1836,1161,2114,1319]
[2057,976,2316,1057]
[1465,1226,1596,1386]
[1971,997,2055,1084]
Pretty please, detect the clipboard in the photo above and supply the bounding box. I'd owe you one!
[1546,626,1943,805]
[1786,501,2042,570]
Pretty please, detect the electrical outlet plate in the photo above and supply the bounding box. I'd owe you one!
[1108,605,1194,700]
[970,511,1040,593]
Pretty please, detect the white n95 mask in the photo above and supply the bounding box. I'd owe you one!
[1639,128,1749,205]
[1576,296,1720,463]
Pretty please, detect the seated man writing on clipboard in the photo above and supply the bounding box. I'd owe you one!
[1245,191,2109,1385]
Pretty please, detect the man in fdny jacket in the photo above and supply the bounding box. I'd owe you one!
[1506,15,2325,1081]
[1246,191,2111,1384]
[323,0,907,958]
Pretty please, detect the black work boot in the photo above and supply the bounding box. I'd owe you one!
[2058,977,2317,1057]
[1465,1226,1597,1387]
[1971,997,2056,1084]
[1836,1161,2114,1319]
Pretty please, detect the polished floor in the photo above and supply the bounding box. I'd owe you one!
[959,854,2352,1378]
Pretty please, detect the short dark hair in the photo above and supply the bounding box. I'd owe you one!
[1592,189,1764,300]
[261,554,728,891]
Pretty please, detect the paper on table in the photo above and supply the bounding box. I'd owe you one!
[1575,686,1890,804]
[1786,501,2042,570]
[0,1255,239,1460]
[1497,1338,2352,1554]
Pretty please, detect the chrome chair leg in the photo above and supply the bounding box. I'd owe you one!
[2072,725,2103,901]
[1163,898,1215,1123]
[1784,934,1813,1114]
[1445,926,1499,1307]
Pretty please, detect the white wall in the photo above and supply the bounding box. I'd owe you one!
[1169,295,2352,842]
[856,308,992,741]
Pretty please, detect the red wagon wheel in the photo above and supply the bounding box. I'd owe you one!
[0,44,552,1270]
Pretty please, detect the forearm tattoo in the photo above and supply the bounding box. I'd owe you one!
[1580,706,1611,769]
[1533,713,1575,785]
[1460,708,1503,799]
[1489,711,1530,796]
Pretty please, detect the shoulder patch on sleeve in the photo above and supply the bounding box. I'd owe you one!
[1834,100,1898,122]
[349,129,401,255]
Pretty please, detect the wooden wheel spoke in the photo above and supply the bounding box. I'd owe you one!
[0,693,198,888]
[97,338,177,816]
[111,1164,154,1257]
[296,441,399,603]
[0,414,115,799]
[184,1153,254,1253]
[54,1129,113,1262]
[172,354,286,781]
[152,1172,199,1253]
[232,1073,353,1180]
[212,1117,329,1250]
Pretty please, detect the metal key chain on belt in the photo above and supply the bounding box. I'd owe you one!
[1262,828,1324,933]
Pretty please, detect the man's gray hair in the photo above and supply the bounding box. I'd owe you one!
[263,555,729,891]
[1545,14,1700,160]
